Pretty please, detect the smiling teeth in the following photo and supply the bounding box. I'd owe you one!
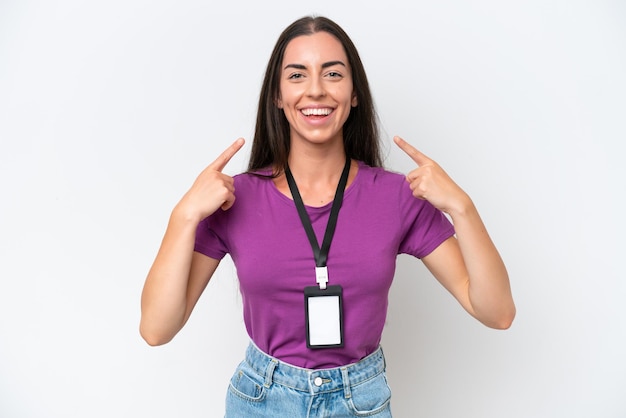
[302,108,332,116]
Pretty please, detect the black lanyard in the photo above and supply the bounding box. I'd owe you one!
[285,157,351,287]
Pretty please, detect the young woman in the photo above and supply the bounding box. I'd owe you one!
[140,15,515,417]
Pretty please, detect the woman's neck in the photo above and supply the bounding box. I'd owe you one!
[286,139,347,187]
[273,140,357,207]
[288,155,346,188]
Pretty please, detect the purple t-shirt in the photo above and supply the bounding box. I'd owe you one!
[194,162,455,369]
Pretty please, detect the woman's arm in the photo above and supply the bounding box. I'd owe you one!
[139,138,245,345]
[394,136,515,329]
[140,211,220,346]
[422,208,515,329]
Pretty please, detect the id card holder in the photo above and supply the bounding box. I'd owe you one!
[304,285,344,349]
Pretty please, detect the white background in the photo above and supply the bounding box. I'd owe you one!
[1,1,625,417]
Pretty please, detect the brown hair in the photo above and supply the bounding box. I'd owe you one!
[247,16,382,175]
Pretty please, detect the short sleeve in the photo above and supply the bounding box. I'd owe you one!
[194,211,229,260]
[397,182,455,258]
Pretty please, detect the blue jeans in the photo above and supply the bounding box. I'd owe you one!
[225,342,393,417]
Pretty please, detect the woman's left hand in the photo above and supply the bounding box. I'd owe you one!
[393,135,471,216]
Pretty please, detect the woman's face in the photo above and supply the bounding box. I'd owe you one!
[278,32,357,148]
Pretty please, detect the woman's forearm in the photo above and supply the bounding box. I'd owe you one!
[139,207,201,345]
[449,201,516,329]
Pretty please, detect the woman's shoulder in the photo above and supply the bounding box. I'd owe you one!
[355,162,422,207]
[233,169,274,187]
[356,161,407,186]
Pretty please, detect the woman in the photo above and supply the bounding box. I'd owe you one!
[140,15,515,417]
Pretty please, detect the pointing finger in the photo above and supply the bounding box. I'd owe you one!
[208,138,245,172]
[393,136,430,166]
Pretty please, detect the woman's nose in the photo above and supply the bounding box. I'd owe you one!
[306,77,326,98]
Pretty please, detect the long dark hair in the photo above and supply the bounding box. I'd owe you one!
[247,16,382,175]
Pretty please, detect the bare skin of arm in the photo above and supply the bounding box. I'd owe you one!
[139,138,245,346]
[394,136,515,329]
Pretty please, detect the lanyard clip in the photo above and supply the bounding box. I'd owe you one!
[315,267,328,290]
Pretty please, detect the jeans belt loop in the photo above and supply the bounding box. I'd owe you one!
[264,358,278,388]
[340,367,351,399]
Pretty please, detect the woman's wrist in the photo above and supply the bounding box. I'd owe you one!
[171,199,205,226]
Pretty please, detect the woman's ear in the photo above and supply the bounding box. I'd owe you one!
[276,96,283,109]
[351,93,358,107]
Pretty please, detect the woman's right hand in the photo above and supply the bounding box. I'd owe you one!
[176,138,246,222]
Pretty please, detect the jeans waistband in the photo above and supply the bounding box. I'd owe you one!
[244,342,386,396]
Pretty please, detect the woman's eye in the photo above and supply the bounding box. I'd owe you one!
[288,73,304,80]
[327,71,342,78]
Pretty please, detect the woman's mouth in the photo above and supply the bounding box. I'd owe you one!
[301,108,333,117]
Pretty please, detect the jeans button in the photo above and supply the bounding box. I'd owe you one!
[314,377,323,387]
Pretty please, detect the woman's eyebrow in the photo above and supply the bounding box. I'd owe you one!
[284,63,307,70]
[283,60,347,70]
[321,60,347,69]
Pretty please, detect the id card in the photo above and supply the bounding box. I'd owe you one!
[304,285,344,349]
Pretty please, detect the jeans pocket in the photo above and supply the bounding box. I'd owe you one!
[228,363,266,402]
[347,372,392,416]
